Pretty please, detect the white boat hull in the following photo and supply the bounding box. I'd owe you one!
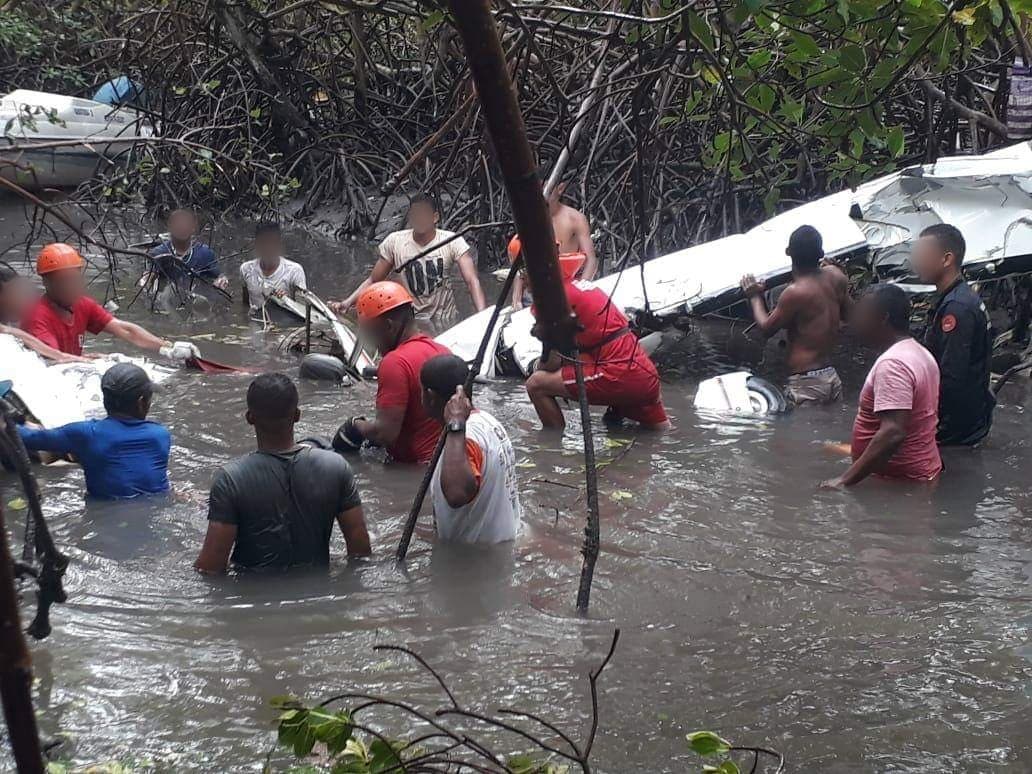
[0,89,152,190]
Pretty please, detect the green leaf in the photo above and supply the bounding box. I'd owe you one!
[746,50,772,70]
[713,131,731,152]
[421,9,445,31]
[610,490,633,501]
[887,126,905,157]
[686,731,732,757]
[838,44,866,73]
[249,107,262,119]
[368,738,405,773]
[6,498,27,511]
[789,31,820,58]
[686,10,715,50]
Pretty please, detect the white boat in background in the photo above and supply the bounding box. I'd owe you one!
[438,140,1032,377]
[0,89,153,189]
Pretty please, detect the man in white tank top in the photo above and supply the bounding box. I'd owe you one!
[419,354,521,544]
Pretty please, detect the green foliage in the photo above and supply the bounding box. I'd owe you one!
[658,0,1023,203]
[270,696,571,773]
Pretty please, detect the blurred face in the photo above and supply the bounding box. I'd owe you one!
[850,292,885,345]
[254,232,282,263]
[168,211,199,242]
[359,314,395,355]
[910,235,951,284]
[0,275,35,323]
[43,267,86,307]
[407,201,438,234]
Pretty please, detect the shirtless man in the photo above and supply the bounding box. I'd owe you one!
[740,225,849,405]
[511,181,597,309]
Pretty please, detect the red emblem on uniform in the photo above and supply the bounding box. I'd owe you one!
[941,314,957,333]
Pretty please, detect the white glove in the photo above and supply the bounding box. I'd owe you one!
[160,341,201,364]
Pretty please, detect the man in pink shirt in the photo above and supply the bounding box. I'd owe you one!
[822,285,942,488]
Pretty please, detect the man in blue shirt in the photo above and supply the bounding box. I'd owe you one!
[142,209,228,294]
[18,363,171,499]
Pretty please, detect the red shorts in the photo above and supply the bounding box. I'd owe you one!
[561,356,668,426]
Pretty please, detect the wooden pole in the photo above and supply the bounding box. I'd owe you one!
[445,0,601,611]
[0,503,45,774]
[445,0,578,354]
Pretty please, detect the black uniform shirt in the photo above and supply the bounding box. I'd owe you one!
[922,278,995,446]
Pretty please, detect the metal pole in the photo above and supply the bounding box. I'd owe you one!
[305,301,312,354]
[0,504,45,774]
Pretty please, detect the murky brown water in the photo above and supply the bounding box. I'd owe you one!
[2,203,1032,772]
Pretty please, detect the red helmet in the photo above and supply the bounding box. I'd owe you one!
[356,281,414,321]
[36,243,84,275]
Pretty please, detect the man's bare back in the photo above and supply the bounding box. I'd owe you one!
[552,203,590,254]
[741,264,848,373]
[777,266,848,372]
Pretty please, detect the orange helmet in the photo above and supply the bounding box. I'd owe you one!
[36,243,84,275]
[356,281,414,322]
[558,252,586,281]
[507,235,522,262]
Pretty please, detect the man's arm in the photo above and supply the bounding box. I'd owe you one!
[439,387,481,508]
[194,522,237,574]
[825,409,909,487]
[18,422,85,456]
[335,505,372,557]
[195,470,238,573]
[103,318,169,352]
[512,274,527,310]
[354,404,405,449]
[0,324,86,363]
[741,276,797,336]
[456,251,487,311]
[574,212,598,280]
[334,257,394,313]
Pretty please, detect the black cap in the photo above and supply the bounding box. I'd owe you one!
[101,363,153,403]
[786,225,824,260]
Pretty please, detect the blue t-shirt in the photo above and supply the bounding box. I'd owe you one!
[147,240,220,282]
[19,417,171,500]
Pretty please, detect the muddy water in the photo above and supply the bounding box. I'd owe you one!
[2,207,1032,772]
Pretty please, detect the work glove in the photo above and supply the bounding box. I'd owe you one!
[160,340,201,365]
[332,417,366,453]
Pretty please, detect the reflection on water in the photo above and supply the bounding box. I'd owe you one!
[2,208,1032,771]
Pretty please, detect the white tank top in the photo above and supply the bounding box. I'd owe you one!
[431,410,522,544]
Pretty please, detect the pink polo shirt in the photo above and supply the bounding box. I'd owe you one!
[851,338,942,480]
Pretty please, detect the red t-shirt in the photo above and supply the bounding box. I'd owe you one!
[851,338,942,480]
[376,333,452,463]
[22,296,113,356]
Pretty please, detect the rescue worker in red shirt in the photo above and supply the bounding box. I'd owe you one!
[515,238,670,431]
[21,243,202,364]
[332,281,452,463]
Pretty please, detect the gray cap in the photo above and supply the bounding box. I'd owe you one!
[101,362,153,403]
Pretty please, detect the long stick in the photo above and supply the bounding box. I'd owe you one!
[396,260,522,560]
[0,503,45,774]
[446,0,578,353]
[446,0,601,610]
[573,360,600,612]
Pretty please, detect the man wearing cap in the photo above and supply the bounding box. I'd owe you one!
[911,223,995,445]
[17,363,171,499]
[740,225,850,406]
[521,249,670,430]
[332,281,452,464]
[21,243,201,364]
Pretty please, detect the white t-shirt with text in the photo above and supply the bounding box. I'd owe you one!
[379,229,471,321]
